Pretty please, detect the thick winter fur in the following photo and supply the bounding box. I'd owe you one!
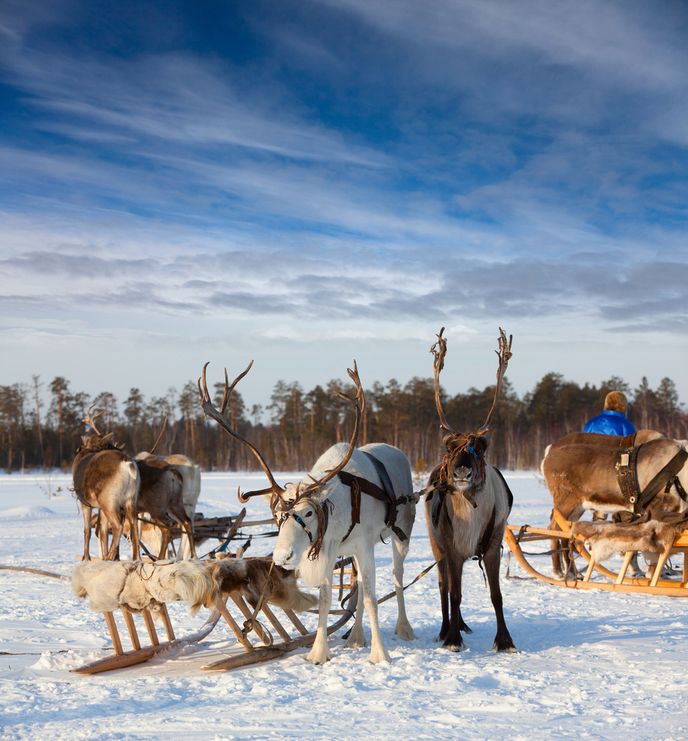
[424,445,516,653]
[136,452,201,558]
[72,435,140,561]
[271,442,417,665]
[207,557,317,612]
[72,560,215,614]
[542,434,688,576]
[72,557,317,617]
[135,458,197,559]
[572,515,688,563]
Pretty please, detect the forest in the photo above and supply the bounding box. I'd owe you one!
[0,372,685,474]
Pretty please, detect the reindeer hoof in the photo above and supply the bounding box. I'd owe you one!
[442,638,464,652]
[493,637,517,653]
[459,620,472,634]
[395,623,416,641]
[306,649,331,665]
[368,648,391,664]
[345,633,367,649]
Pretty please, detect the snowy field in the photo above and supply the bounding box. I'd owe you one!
[1,470,687,741]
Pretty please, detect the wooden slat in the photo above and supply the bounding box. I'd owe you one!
[122,609,141,651]
[103,612,123,655]
[142,609,159,646]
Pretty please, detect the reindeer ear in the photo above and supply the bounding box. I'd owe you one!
[473,436,488,455]
[442,434,458,450]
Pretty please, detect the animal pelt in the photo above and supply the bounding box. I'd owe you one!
[208,557,317,613]
[572,513,688,563]
[72,560,215,615]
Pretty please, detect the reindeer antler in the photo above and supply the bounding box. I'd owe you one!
[149,415,168,455]
[476,327,513,436]
[82,403,104,436]
[198,360,286,502]
[296,361,366,499]
[430,327,456,434]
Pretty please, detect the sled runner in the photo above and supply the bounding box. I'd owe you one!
[504,509,688,596]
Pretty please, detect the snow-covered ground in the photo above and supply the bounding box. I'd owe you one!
[1,470,687,740]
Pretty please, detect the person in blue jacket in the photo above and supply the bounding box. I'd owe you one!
[583,390,636,436]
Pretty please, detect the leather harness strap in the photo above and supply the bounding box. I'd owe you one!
[338,451,410,542]
[617,445,688,514]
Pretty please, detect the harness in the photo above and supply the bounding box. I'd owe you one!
[338,451,413,543]
[616,444,688,514]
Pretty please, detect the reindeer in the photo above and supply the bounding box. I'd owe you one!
[543,434,688,576]
[134,456,198,560]
[198,360,417,665]
[423,328,516,653]
[136,418,202,558]
[72,407,140,561]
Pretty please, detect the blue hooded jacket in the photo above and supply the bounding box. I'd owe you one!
[583,410,636,436]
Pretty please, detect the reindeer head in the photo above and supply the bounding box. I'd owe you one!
[431,327,512,496]
[199,359,365,568]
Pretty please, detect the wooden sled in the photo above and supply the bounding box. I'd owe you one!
[504,510,688,596]
[71,558,357,675]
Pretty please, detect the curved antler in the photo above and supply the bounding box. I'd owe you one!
[82,403,104,436]
[296,361,366,498]
[430,327,456,434]
[198,360,286,501]
[476,327,513,436]
[149,415,168,455]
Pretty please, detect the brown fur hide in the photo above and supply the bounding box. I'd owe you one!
[208,557,317,612]
[572,514,688,563]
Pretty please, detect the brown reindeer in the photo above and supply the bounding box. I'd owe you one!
[72,407,140,561]
[423,328,516,653]
[134,457,197,559]
[135,420,201,559]
[543,433,688,575]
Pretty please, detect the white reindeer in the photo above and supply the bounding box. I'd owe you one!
[198,361,417,665]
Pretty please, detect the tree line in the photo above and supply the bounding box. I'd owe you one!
[0,372,685,474]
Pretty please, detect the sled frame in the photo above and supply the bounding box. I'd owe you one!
[71,558,357,675]
[504,510,688,597]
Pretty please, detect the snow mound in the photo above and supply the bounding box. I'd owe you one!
[0,505,57,520]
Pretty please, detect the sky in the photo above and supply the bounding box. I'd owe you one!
[0,0,687,411]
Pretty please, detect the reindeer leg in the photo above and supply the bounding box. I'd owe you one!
[436,558,450,642]
[102,511,121,561]
[358,546,390,664]
[345,558,367,649]
[126,501,139,561]
[443,554,465,652]
[183,517,197,560]
[81,504,92,561]
[306,574,333,665]
[392,532,416,641]
[484,540,516,653]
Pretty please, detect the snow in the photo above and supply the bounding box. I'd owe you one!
[1,470,687,740]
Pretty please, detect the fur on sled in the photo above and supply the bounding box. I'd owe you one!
[208,557,317,613]
[72,560,215,614]
[73,557,317,615]
[572,512,688,563]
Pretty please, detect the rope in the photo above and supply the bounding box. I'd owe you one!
[0,565,69,580]
[376,561,437,605]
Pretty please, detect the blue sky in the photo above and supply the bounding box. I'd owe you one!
[1,0,687,408]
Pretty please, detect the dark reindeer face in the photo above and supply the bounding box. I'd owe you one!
[443,434,488,493]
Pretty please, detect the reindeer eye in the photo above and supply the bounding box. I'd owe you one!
[305,511,313,518]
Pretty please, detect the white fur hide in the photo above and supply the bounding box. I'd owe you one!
[72,560,214,614]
